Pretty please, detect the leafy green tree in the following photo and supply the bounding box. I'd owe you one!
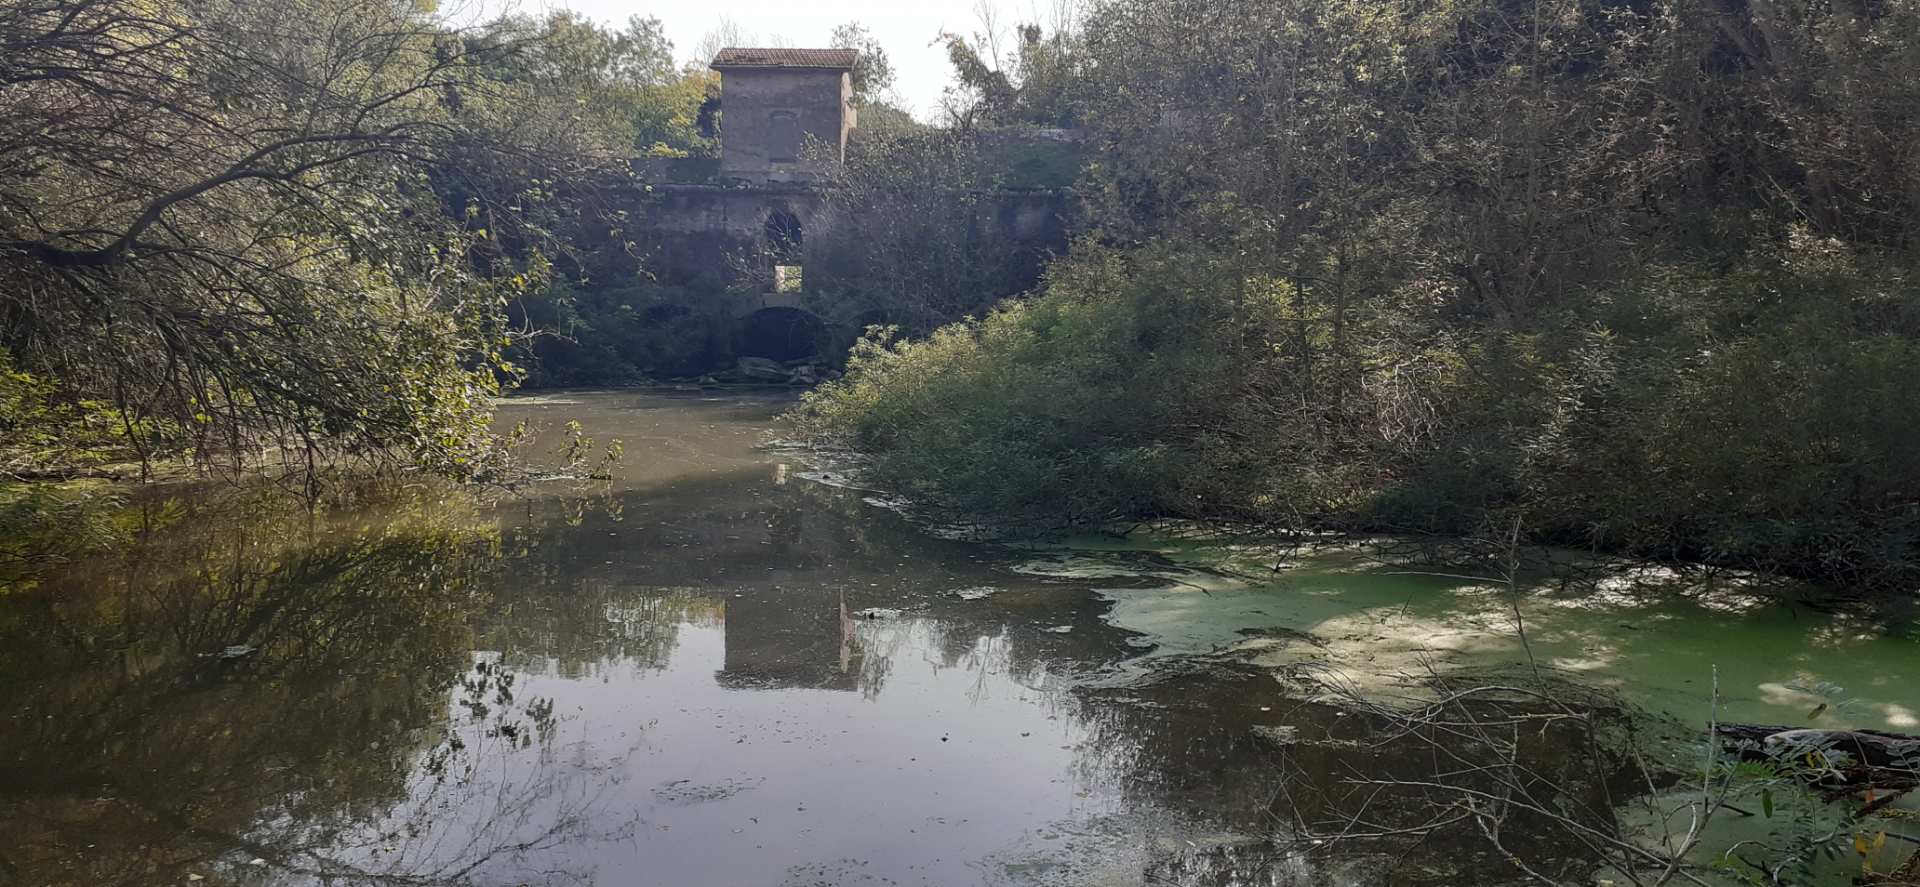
[632,69,721,158]
[830,21,897,105]
[937,16,1085,128]
[465,12,712,159]
[0,0,581,480]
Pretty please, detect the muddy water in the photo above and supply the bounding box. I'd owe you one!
[3,390,1915,887]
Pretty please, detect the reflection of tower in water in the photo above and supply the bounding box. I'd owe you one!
[715,587,861,691]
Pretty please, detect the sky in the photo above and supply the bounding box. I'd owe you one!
[506,0,1017,121]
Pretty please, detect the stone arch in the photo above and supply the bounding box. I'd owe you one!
[737,306,829,362]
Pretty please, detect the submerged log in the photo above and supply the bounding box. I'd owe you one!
[1717,724,1920,771]
[1718,724,1920,800]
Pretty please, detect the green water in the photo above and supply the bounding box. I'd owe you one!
[1055,541,1919,733]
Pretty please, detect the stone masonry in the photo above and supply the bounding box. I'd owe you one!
[709,48,858,184]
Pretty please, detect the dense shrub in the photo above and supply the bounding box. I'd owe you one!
[802,235,1920,590]
[513,281,729,386]
[800,240,1353,527]
[1491,253,1920,588]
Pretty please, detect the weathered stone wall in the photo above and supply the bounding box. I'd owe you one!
[610,177,1076,368]
[630,184,824,292]
[639,185,824,237]
[629,184,1075,301]
[716,68,853,183]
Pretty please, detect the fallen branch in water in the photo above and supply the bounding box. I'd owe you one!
[1718,724,1920,769]
[1275,668,1715,887]
[4,468,127,482]
[1718,723,1920,804]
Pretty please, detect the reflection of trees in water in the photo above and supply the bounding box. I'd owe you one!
[846,619,1057,707]
[477,574,725,678]
[502,468,1133,700]
[1065,662,1640,885]
[504,465,1015,597]
[0,482,618,886]
[240,656,633,887]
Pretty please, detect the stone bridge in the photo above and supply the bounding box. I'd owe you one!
[632,179,1073,313]
[621,47,1080,365]
[626,177,1075,363]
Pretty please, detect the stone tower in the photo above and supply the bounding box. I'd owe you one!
[709,48,858,184]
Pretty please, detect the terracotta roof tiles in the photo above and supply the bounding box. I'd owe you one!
[710,48,858,70]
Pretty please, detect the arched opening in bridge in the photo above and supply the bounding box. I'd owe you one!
[766,208,804,294]
[737,307,828,363]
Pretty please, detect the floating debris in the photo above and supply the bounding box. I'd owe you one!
[653,776,765,805]
[1250,723,1370,749]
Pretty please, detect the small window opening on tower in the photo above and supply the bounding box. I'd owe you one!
[765,208,804,294]
[768,111,801,164]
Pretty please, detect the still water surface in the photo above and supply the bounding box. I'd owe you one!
[3,390,1914,886]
